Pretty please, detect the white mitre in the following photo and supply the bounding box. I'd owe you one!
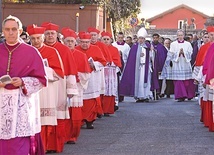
[137,27,148,38]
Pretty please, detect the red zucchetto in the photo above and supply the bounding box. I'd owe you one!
[207,26,214,33]
[61,27,77,39]
[41,22,59,31]
[27,24,46,35]
[101,31,112,38]
[87,27,100,34]
[78,31,91,39]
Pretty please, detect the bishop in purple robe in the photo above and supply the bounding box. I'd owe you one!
[0,15,46,155]
[150,33,168,99]
[119,27,153,102]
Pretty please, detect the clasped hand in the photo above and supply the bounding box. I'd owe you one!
[179,48,184,56]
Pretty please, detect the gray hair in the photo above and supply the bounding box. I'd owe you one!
[2,15,23,30]
[176,29,184,35]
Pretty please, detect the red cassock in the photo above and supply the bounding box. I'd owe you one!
[72,49,91,73]
[194,42,211,126]
[75,44,107,70]
[195,42,211,66]
[38,44,64,77]
[108,45,122,68]
[38,44,64,152]
[92,41,112,114]
[45,41,78,153]
[101,45,122,114]
[65,49,91,143]
[75,45,107,122]
[66,108,83,142]
[202,100,214,132]
[49,41,78,76]
[93,41,112,63]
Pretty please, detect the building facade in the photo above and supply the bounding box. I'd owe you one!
[1,2,104,32]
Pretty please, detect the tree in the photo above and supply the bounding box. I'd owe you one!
[3,0,141,35]
[2,0,100,3]
[105,0,141,35]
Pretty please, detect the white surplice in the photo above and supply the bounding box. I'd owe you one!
[104,64,117,96]
[0,77,43,139]
[83,61,104,99]
[39,67,59,126]
[57,75,78,119]
[169,41,193,80]
[68,72,90,107]
[112,42,130,65]
[135,44,153,99]
[192,66,205,104]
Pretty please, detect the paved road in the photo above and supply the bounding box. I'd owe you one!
[58,97,214,155]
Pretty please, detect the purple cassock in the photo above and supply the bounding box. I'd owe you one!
[0,42,47,89]
[0,42,46,155]
[150,42,167,92]
[119,43,150,96]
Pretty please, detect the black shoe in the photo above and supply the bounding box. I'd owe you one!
[119,96,124,102]
[159,94,165,98]
[188,98,193,101]
[166,95,170,98]
[86,121,94,129]
[97,114,103,118]
[177,98,185,102]
[67,141,76,144]
[136,98,149,103]
[144,98,149,102]
[104,113,110,117]
[136,99,143,103]
[114,105,119,112]
[46,150,57,154]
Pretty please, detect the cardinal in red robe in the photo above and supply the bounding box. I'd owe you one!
[76,32,107,129]
[41,22,78,153]
[61,28,91,143]
[100,31,122,116]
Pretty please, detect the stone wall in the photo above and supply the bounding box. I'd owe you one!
[1,3,104,32]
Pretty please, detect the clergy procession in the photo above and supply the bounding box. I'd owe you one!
[0,15,214,155]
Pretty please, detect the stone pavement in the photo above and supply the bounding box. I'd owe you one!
[58,97,214,155]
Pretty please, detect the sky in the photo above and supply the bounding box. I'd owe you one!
[139,0,214,19]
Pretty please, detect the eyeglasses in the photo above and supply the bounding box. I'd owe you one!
[45,32,56,36]
[103,38,110,40]
[80,41,90,44]
[65,40,75,43]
